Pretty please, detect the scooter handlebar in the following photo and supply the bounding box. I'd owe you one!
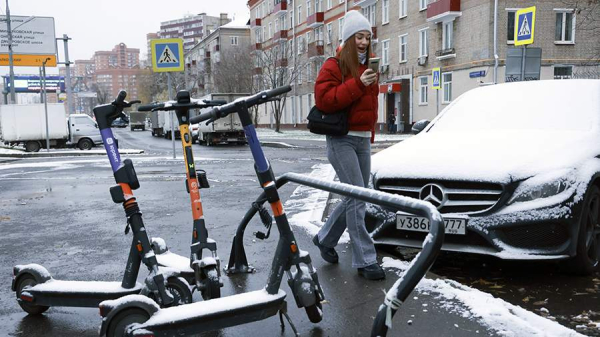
[189,86,291,125]
[138,103,164,112]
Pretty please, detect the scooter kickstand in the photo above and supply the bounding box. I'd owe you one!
[278,301,300,336]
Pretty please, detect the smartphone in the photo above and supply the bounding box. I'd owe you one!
[368,57,380,73]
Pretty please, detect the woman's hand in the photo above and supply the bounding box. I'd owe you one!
[360,69,377,86]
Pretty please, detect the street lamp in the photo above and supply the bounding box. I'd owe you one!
[42,57,51,152]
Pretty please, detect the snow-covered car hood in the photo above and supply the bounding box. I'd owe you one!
[372,129,600,184]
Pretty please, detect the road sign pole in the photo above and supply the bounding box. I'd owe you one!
[520,45,527,81]
[58,35,74,115]
[6,0,15,104]
[168,73,176,159]
[42,58,50,152]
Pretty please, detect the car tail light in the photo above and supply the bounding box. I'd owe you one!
[98,304,111,317]
[20,293,34,302]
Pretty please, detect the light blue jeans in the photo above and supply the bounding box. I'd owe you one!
[316,135,377,268]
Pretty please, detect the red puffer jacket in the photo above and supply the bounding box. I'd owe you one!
[314,57,379,142]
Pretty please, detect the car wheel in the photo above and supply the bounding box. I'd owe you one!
[569,185,600,275]
[78,138,93,151]
[25,141,40,152]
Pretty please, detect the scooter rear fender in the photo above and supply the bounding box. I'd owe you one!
[99,294,160,337]
[12,264,52,291]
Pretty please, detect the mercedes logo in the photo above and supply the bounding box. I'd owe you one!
[419,183,446,209]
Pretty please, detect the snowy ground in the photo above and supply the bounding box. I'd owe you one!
[283,164,585,337]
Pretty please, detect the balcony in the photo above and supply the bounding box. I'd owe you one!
[435,47,456,60]
[273,30,288,42]
[276,58,288,67]
[307,12,325,28]
[354,0,377,8]
[251,42,263,52]
[274,1,287,16]
[253,67,263,75]
[427,0,462,23]
[308,40,325,58]
[251,18,262,27]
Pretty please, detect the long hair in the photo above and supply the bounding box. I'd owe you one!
[337,34,373,80]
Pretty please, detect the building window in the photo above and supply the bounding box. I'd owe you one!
[419,76,428,105]
[298,65,303,83]
[269,22,272,38]
[442,72,452,103]
[555,10,575,43]
[327,0,332,10]
[442,21,453,50]
[315,26,323,41]
[230,36,239,45]
[382,0,389,24]
[338,18,344,41]
[399,34,407,63]
[315,0,322,12]
[326,23,333,44]
[399,0,407,18]
[290,10,294,28]
[507,10,517,43]
[298,5,302,23]
[307,0,312,16]
[306,63,312,82]
[363,4,376,26]
[419,28,428,57]
[419,0,427,11]
[382,39,390,65]
[554,65,573,79]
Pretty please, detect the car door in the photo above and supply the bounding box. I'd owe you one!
[71,115,101,144]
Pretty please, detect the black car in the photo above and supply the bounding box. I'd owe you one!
[368,80,600,275]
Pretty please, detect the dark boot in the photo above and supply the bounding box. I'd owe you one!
[312,235,339,264]
[357,263,385,280]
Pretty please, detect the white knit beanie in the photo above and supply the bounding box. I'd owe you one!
[342,10,372,43]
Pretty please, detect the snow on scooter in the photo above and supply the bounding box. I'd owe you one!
[97,86,325,337]
[137,94,228,301]
[12,91,191,321]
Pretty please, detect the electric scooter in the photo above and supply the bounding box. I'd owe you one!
[97,86,325,337]
[137,95,228,300]
[12,91,191,319]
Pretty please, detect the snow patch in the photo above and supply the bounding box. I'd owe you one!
[381,257,584,337]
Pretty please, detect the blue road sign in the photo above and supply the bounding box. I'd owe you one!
[469,70,486,78]
[432,68,441,89]
[151,38,184,72]
[515,6,536,46]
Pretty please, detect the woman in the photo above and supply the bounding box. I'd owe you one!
[312,10,383,280]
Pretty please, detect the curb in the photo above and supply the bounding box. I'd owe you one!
[260,141,299,149]
[0,148,145,158]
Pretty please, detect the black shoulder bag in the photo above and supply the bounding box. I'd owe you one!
[307,58,349,136]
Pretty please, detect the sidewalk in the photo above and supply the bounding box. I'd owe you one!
[0,145,144,158]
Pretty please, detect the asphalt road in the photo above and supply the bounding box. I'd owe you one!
[0,128,596,336]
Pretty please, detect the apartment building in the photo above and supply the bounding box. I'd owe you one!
[160,13,230,52]
[185,18,251,95]
[92,43,142,99]
[249,0,600,131]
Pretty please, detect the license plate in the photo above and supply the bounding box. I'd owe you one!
[396,212,467,235]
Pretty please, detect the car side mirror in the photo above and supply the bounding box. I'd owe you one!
[411,119,430,134]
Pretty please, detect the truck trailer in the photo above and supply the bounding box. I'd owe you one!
[0,104,102,152]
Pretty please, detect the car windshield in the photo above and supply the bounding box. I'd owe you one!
[429,81,599,133]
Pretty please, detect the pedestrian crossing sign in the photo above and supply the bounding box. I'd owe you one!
[151,38,184,72]
[432,68,441,90]
[514,6,536,46]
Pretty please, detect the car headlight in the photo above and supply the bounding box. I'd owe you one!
[508,171,574,204]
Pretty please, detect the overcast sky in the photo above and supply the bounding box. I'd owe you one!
[2,0,249,75]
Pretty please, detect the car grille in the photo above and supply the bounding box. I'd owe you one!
[376,178,504,214]
[499,222,569,248]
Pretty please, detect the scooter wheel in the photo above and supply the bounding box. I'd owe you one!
[305,295,323,323]
[16,275,49,315]
[200,266,221,300]
[166,277,193,306]
[107,308,150,337]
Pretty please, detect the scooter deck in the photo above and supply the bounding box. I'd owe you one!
[155,251,194,273]
[23,280,143,308]
[134,289,286,336]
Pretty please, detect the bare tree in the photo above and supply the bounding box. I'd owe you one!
[90,83,110,105]
[561,0,600,78]
[258,39,307,132]
[212,45,253,93]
